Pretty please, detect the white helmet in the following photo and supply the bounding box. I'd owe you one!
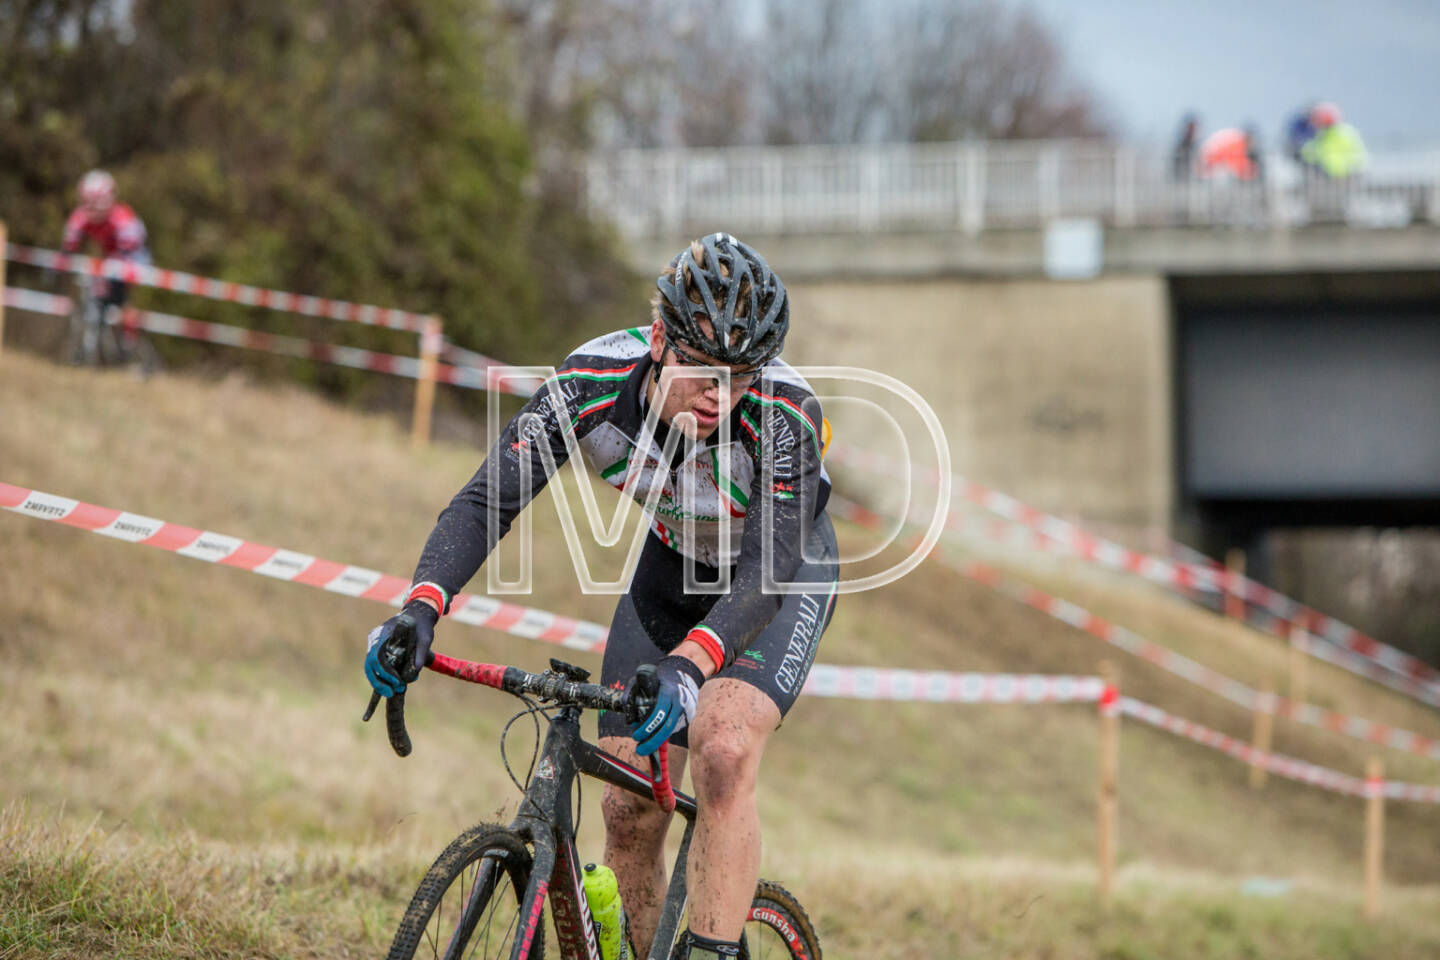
[78,169,117,207]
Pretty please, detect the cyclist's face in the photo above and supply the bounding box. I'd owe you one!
[82,196,113,222]
[647,318,762,440]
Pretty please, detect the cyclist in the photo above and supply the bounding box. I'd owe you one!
[62,169,152,311]
[365,233,837,960]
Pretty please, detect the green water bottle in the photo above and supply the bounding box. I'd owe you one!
[582,862,631,960]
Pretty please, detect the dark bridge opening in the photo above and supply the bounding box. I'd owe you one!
[1171,269,1440,562]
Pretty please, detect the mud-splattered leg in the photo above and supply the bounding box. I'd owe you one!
[684,678,780,941]
[602,735,690,957]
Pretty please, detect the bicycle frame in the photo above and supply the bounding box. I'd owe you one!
[500,704,698,960]
[421,687,692,960]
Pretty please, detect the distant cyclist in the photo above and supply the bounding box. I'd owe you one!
[365,233,837,960]
[62,170,152,312]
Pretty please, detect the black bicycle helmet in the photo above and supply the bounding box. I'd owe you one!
[655,233,789,367]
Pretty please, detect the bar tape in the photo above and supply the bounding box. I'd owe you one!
[826,443,1440,706]
[6,243,434,333]
[827,496,1440,763]
[3,286,539,397]
[2,480,1096,705]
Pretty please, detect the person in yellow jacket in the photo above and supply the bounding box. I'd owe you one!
[1302,102,1368,178]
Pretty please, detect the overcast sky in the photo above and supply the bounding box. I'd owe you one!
[1017,0,1440,148]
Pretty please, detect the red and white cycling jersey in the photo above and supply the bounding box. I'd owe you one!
[62,203,148,259]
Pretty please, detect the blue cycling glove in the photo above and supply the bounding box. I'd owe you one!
[631,656,705,756]
[364,602,439,698]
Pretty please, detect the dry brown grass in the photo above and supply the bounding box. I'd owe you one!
[4,350,1440,958]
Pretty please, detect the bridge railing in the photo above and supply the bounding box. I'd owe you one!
[584,141,1440,238]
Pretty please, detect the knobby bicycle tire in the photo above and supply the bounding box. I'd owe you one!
[386,823,543,960]
[741,880,822,960]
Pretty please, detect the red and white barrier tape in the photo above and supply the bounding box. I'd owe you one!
[826,443,1440,706]
[3,480,1102,706]
[1,481,604,652]
[3,286,538,397]
[923,500,1440,710]
[6,243,434,333]
[804,665,1102,702]
[7,480,1438,799]
[3,286,74,317]
[1120,697,1440,803]
[828,496,1440,762]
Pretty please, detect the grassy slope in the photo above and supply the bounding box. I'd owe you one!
[2,351,1439,959]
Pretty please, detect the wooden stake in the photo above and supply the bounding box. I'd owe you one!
[0,220,8,359]
[1098,660,1120,910]
[1249,681,1276,789]
[411,316,442,449]
[1224,547,1247,622]
[1364,757,1385,920]
[1288,622,1310,706]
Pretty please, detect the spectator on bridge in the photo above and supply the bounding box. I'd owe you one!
[1244,123,1265,183]
[1199,127,1259,180]
[1301,102,1367,179]
[62,170,152,311]
[1172,112,1201,180]
[1285,103,1318,170]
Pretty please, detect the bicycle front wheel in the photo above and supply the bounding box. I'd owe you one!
[743,880,821,960]
[386,823,543,960]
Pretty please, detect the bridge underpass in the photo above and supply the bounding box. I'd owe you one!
[1173,270,1440,590]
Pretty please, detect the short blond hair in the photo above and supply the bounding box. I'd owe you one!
[651,239,753,333]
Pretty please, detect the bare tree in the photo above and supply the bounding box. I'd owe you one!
[852,1,1110,143]
[759,0,886,146]
[579,0,1111,149]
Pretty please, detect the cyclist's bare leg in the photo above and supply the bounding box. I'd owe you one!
[685,678,780,942]
[601,735,690,957]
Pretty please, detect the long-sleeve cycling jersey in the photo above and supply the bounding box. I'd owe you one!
[62,204,148,258]
[412,326,831,668]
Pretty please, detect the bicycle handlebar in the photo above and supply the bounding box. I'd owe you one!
[362,645,673,806]
[361,614,672,802]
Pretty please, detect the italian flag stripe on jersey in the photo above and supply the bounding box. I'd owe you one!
[687,623,727,671]
[739,408,762,440]
[553,363,637,383]
[577,391,621,417]
[564,390,621,435]
[712,457,748,516]
[744,389,822,454]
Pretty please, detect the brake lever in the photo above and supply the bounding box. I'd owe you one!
[628,663,660,725]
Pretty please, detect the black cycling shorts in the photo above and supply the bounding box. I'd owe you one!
[598,512,838,748]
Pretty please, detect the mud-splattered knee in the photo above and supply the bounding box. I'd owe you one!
[602,782,671,843]
[688,721,760,813]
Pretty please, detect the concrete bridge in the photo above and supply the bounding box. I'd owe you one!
[586,141,1440,556]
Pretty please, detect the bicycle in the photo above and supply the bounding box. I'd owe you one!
[364,618,822,960]
[65,275,160,375]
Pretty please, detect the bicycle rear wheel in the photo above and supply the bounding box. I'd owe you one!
[742,880,821,960]
[386,823,543,960]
